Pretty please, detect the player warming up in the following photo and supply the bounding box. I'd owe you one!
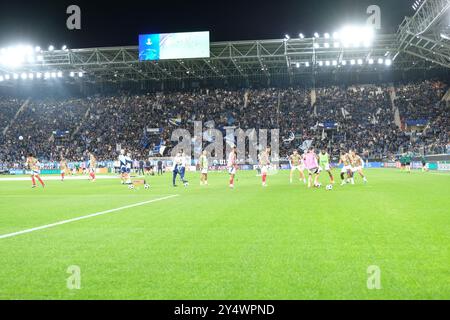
[304,148,321,188]
[60,156,68,181]
[259,147,271,187]
[319,149,334,185]
[199,150,209,186]
[26,153,45,188]
[351,151,368,183]
[172,151,189,187]
[289,150,306,184]
[119,150,133,185]
[227,146,238,189]
[88,152,97,182]
[338,151,354,185]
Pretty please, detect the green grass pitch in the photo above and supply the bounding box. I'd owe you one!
[0,169,448,300]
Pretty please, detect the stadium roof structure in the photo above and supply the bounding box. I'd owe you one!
[0,0,449,84]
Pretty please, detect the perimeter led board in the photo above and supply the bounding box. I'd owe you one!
[139,31,210,61]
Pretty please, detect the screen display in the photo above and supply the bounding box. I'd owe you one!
[139,31,210,61]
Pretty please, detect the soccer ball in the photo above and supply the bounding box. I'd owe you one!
[315,183,322,188]
[326,184,333,191]
[144,184,150,189]
[128,184,135,190]
[19,136,23,141]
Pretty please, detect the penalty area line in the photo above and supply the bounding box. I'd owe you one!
[0,195,179,240]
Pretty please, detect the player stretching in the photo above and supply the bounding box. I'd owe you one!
[26,153,45,188]
[60,157,68,181]
[88,152,97,182]
[259,147,271,187]
[351,151,367,183]
[289,150,306,184]
[119,150,132,184]
[304,148,321,188]
[199,150,209,186]
[227,146,238,189]
[172,151,189,187]
[338,151,354,185]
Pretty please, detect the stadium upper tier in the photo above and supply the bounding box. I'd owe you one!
[0,34,448,84]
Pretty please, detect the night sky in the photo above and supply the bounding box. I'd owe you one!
[0,0,414,49]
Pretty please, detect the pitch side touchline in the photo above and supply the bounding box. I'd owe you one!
[0,195,179,240]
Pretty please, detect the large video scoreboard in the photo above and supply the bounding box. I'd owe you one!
[139,31,210,61]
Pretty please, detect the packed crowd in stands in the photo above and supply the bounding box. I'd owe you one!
[0,80,448,166]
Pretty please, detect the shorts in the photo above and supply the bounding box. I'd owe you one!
[261,165,269,174]
[321,163,331,171]
[341,165,352,173]
[31,170,40,176]
[405,162,411,166]
[201,168,208,174]
[308,167,321,175]
[291,165,304,171]
[61,169,66,174]
[228,167,236,175]
[120,166,130,174]
[352,166,363,172]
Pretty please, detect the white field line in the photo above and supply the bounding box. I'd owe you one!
[0,195,179,240]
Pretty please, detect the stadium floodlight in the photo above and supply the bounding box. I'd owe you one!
[20,73,27,80]
[57,71,63,78]
[70,71,75,77]
[325,60,331,66]
[378,58,384,64]
[333,32,340,39]
[35,46,41,52]
[28,73,34,79]
[334,42,340,48]
[305,62,310,67]
[296,62,300,68]
[0,75,3,82]
[44,72,50,79]
[62,45,68,51]
[385,59,392,66]
[324,43,330,48]
[51,72,57,78]
[357,59,363,65]
[332,60,338,66]
[299,33,304,39]
[314,32,320,38]
[368,58,374,65]
[284,34,290,41]
[339,25,375,48]
[440,33,450,40]
[350,59,356,65]
[48,45,54,51]
[4,74,10,80]
[78,72,83,77]
[341,60,347,66]
[318,61,323,66]
[13,73,19,80]
[313,43,320,49]
[36,72,42,79]
[324,33,330,39]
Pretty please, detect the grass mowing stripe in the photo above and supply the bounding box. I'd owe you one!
[0,195,179,240]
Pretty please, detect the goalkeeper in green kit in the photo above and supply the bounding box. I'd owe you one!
[319,149,335,184]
